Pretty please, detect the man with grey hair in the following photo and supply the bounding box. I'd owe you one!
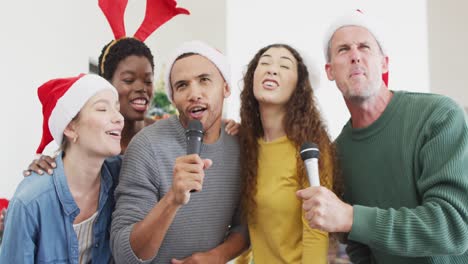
[297,10,468,264]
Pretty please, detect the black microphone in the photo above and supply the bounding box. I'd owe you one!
[186,120,204,193]
[300,142,320,187]
[186,120,204,155]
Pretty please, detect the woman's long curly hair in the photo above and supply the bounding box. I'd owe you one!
[239,44,342,222]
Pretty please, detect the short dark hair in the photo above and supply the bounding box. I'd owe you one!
[98,38,155,81]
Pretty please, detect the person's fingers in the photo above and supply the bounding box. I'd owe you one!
[229,126,239,136]
[225,122,234,131]
[203,159,213,170]
[224,119,240,136]
[302,199,315,211]
[42,156,56,168]
[36,159,54,174]
[178,154,204,165]
[174,156,204,176]
[187,181,203,192]
[296,187,316,199]
[28,160,45,175]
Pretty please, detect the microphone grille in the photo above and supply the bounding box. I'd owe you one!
[300,142,319,160]
[186,120,204,137]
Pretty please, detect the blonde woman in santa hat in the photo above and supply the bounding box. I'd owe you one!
[0,74,123,263]
[236,43,341,264]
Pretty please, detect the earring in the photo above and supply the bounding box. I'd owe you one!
[73,136,78,143]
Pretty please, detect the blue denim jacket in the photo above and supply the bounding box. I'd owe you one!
[0,154,121,263]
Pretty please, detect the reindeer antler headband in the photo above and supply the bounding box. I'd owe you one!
[99,0,190,74]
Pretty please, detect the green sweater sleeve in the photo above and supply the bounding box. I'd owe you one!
[349,103,468,256]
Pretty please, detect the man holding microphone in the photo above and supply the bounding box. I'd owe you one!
[297,10,468,264]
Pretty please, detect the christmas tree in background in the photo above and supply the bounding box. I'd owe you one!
[148,66,177,120]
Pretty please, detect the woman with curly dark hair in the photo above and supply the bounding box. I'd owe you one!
[238,43,341,263]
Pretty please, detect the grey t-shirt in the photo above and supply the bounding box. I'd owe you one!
[110,116,247,264]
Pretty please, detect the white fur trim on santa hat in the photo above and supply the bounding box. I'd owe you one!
[49,74,117,146]
[164,40,231,102]
[323,10,386,62]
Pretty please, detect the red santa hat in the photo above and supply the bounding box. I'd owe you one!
[164,40,231,103]
[0,198,8,211]
[323,9,389,86]
[36,74,117,154]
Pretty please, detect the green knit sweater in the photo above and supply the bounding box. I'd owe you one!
[336,91,468,264]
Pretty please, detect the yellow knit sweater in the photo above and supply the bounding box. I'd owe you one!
[245,136,328,264]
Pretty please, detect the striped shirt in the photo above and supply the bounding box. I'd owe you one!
[110,116,248,264]
[73,211,98,264]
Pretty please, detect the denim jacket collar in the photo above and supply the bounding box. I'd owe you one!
[98,161,114,213]
[52,153,114,217]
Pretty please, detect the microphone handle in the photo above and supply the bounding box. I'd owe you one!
[305,158,320,187]
[187,136,202,193]
[186,136,202,155]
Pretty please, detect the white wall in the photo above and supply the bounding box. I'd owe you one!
[0,0,225,198]
[225,0,430,139]
[427,0,468,110]
[118,0,227,81]
[0,1,110,198]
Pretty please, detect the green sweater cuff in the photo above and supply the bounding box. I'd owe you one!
[349,205,378,245]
